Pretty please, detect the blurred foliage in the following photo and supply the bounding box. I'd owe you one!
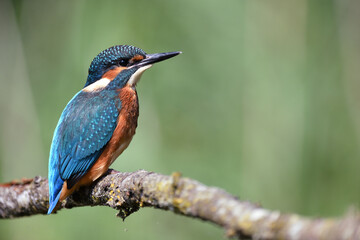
[1,0,360,239]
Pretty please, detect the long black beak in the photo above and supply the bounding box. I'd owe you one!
[137,51,182,67]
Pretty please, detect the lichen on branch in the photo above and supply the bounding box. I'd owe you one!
[0,170,360,240]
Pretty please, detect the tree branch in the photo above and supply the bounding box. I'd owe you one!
[0,169,359,239]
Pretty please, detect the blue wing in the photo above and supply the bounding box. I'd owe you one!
[48,90,120,213]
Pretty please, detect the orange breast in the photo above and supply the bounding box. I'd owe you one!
[59,85,139,202]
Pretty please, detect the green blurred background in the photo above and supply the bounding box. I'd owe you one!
[1,0,360,239]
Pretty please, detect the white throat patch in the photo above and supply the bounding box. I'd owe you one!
[83,78,111,92]
[127,65,152,87]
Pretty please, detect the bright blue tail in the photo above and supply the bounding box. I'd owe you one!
[48,175,64,214]
[47,190,61,214]
[48,157,64,214]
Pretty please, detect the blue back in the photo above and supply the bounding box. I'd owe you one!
[48,89,120,213]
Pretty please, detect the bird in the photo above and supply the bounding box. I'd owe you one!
[48,45,181,214]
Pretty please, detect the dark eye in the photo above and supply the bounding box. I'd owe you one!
[118,58,129,67]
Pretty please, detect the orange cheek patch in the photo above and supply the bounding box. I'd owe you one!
[130,55,144,63]
[102,66,127,80]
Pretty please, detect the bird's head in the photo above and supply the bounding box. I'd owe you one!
[84,45,180,91]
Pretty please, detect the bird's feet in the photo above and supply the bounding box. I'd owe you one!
[107,168,120,175]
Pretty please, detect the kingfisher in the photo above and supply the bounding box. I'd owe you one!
[48,45,181,214]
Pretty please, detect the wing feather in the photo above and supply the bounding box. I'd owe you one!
[50,90,120,188]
